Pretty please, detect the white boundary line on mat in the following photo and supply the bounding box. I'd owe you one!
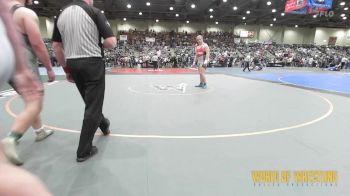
[5,79,334,139]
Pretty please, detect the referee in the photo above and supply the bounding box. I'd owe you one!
[52,0,116,162]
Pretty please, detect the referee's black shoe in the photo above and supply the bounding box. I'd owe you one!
[76,146,98,162]
[99,118,111,136]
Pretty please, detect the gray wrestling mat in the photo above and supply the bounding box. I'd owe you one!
[0,73,349,196]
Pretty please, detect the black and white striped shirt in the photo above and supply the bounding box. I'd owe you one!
[52,0,114,59]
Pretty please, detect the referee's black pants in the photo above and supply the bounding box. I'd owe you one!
[243,61,251,72]
[67,57,107,158]
[152,61,158,70]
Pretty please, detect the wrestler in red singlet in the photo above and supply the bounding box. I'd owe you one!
[192,35,210,89]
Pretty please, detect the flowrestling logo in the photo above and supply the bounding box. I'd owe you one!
[316,10,335,17]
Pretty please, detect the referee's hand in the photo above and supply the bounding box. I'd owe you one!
[66,73,74,83]
[62,66,74,83]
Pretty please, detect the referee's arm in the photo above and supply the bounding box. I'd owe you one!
[51,18,66,68]
[51,17,74,82]
[103,37,116,49]
[52,42,66,67]
[95,10,116,49]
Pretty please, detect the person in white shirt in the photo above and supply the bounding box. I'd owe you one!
[341,57,348,69]
[243,54,251,72]
[151,53,159,70]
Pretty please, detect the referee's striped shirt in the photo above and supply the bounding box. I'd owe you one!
[52,0,114,59]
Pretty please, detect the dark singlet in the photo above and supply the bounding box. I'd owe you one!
[11,4,40,78]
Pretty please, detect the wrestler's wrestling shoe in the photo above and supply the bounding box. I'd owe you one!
[1,137,23,165]
[35,128,54,142]
[195,83,203,87]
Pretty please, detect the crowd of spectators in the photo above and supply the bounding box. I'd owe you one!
[104,30,240,68]
[267,44,350,70]
[45,30,350,71]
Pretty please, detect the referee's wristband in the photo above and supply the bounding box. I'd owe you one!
[63,66,69,74]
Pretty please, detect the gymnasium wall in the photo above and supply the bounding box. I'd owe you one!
[259,26,284,44]
[39,17,49,38]
[283,27,316,45]
[113,19,235,33]
[314,27,350,46]
[39,17,350,46]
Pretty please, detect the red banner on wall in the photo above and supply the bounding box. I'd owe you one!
[328,37,337,45]
[285,0,308,13]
